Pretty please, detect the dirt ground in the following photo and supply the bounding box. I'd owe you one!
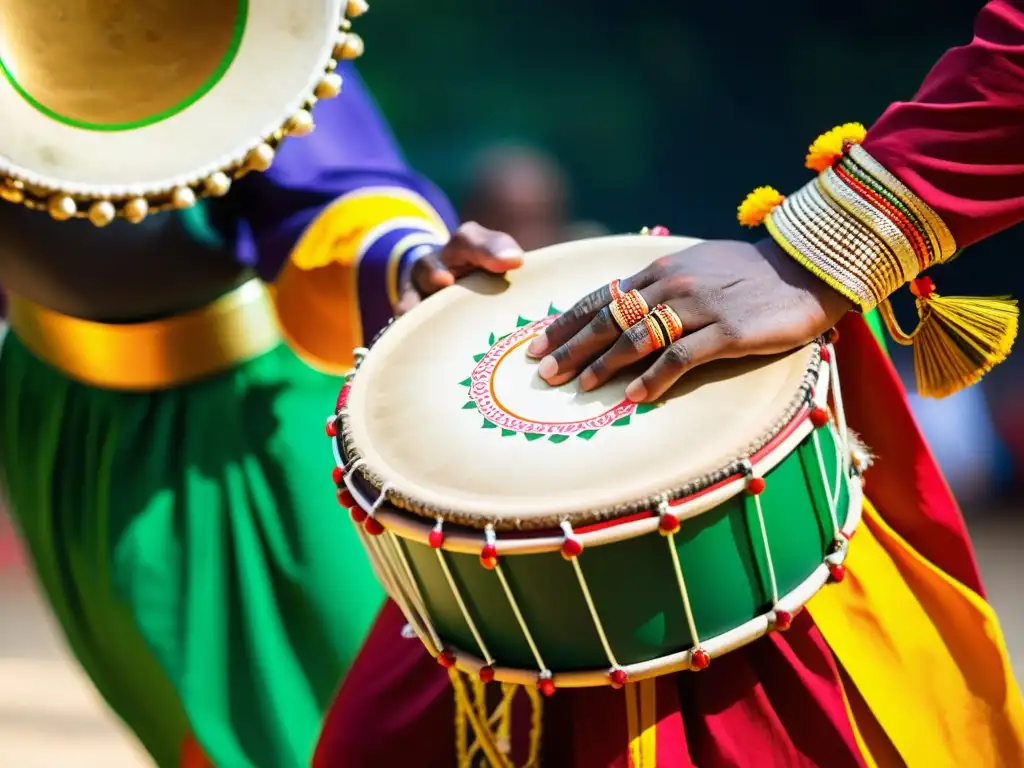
[2,512,1023,767]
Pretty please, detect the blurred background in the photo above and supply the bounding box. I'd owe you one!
[3,0,1023,763]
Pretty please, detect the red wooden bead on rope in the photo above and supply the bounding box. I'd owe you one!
[828,563,847,583]
[561,537,584,559]
[650,225,671,236]
[428,526,445,549]
[332,466,344,485]
[337,488,355,508]
[437,649,456,668]
[690,648,711,671]
[364,517,385,536]
[480,542,498,570]
[745,476,766,496]
[659,510,681,535]
[537,678,557,697]
[774,609,793,631]
[325,416,338,438]
[350,506,369,524]
[609,668,629,689]
[810,407,830,428]
[479,665,496,684]
[820,344,832,363]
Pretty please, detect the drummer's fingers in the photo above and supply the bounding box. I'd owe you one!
[578,298,711,391]
[446,222,524,274]
[578,320,657,392]
[624,326,733,403]
[526,269,657,359]
[410,250,456,296]
[537,305,623,385]
[526,283,614,359]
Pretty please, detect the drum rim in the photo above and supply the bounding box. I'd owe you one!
[336,315,831,531]
[0,0,356,224]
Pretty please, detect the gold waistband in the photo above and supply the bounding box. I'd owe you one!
[7,280,281,391]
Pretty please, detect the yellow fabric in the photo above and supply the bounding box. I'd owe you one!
[270,187,449,375]
[625,680,658,768]
[808,500,1024,768]
[837,664,901,768]
[6,280,279,391]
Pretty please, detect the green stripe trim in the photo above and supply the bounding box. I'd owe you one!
[0,1,248,132]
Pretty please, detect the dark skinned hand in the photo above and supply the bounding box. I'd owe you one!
[526,238,854,402]
[395,221,523,314]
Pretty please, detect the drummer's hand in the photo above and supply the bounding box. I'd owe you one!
[396,222,524,314]
[525,239,853,403]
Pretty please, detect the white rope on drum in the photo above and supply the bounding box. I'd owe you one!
[740,462,781,607]
[383,530,446,652]
[660,502,702,650]
[812,429,840,536]
[435,549,496,667]
[493,562,549,675]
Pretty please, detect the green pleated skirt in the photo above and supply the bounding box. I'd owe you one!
[0,331,385,767]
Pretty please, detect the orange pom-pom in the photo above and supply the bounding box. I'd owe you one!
[737,186,785,228]
[804,123,867,172]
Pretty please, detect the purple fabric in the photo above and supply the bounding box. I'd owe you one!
[224,63,458,282]
[357,225,440,341]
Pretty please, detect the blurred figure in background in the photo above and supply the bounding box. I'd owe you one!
[461,144,607,251]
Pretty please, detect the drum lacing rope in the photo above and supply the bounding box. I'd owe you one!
[487,524,551,682]
[825,342,852,474]
[740,459,781,609]
[811,419,841,537]
[379,523,446,653]
[659,499,703,654]
[560,521,625,682]
[433,530,497,670]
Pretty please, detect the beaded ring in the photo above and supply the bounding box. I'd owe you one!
[644,315,668,350]
[608,279,624,301]
[609,290,650,332]
[650,304,684,345]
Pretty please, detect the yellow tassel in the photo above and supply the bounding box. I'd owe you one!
[737,186,785,228]
[878,277,1019,398]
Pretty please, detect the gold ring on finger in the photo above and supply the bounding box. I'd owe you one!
[643,315,667,350]
[610,289,649,332]
[650,303,684,344]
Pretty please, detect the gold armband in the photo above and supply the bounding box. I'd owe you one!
[737,124,1017,399]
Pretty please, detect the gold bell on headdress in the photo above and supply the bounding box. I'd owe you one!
[172,186,197,210]
[287,109,315,137]
[48,194,77,221]
[88,201,116,227]
[316,72,344,99]
[246,143,276,173]
[0,179,24,204]
[205,173,232,198]
[123,198,149,224]
[334,32,364,61]
[346,0,369,18]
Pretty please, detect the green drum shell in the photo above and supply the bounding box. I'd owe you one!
[398,424,849,671]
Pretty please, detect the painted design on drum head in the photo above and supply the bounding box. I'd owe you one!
[460,304,659,442]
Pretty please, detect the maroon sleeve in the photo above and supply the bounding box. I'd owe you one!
[861,0,1024,247]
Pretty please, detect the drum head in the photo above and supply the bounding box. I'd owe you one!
[0,0,344,205]
[345,235,818,529]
